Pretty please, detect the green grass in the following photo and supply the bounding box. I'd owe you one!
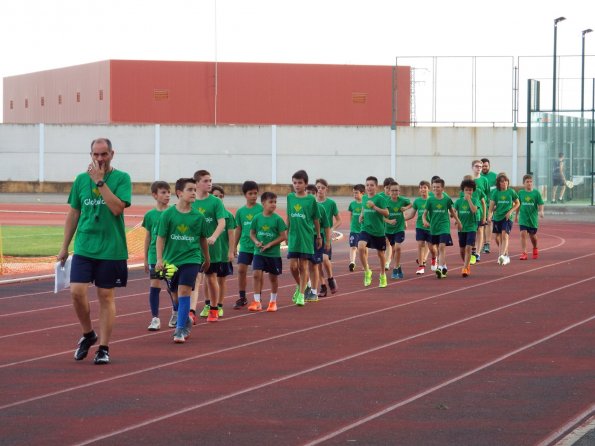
[0,226,70,257]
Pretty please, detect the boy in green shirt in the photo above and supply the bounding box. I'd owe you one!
[423,178,462,279]
[405,180,436,275]
[233,181,262,309]
[305,184,331,302]
[471,160,489,263]
[286,170,322,306]
[379,177,395,270]
[481,158,498,253]
[156,178,210,343]
[248,192,288,312]
[347,184,365,272]
[454,178,479,277]
[142,181,171,331]
[488,173,520,266]
[358,176,390,287]
[315,178,341,296]
[514,174,545,260]
[385,181,411,279]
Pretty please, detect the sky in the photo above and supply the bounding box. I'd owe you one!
[2,0,594,122]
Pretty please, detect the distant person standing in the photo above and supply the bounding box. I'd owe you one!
[551,152,566,203]
[480,158,497,254]
[57,138,132,365]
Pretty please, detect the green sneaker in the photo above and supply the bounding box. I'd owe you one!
[292,286,299,303]
[364,269,372,287]
[199,304,210,317]
[295,293,305,306]
[218,306,224,317]
[379,273,387,288]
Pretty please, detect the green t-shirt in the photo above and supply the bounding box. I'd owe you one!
[490,188,519,221]
[68,169,132,260]
[425,195,454,236]
[218,208,237,263]
[517,189,544,228]
[482,171,498,190]
[348,200,363,233]
[235,203,263,254]
[316,203,331,244]
[458,190,485,221]
[412,197,429,230]
[287,193,320,254]
[474,176,490,203]
[142,207,167,264]
[385,196,411,234]
[250,213,288,257]
[191,194,227,262]
[157,205,208,266]
[454,196,480,233]
[361,194,387,237]
[317,198,338,230]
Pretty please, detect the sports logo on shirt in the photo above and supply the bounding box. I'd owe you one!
[294,204,302,212]
[462,204,469,211]
[436,204,443,209]
[197,207,206,214]
[246,214,254,220]
[262,225,270,231]
[525,196,532,202]
[92,187,101,197]
[177,224,189,233]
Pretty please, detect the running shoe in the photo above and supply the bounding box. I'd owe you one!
[233,297,248,309]
[74,331,97,360]
[379,274,387,288]
[199,304,210,317]
[502,256,511,266]
[532,248,539,259]
[319,284,328,297]
[416,265,425,275]
[483,243,491,254]
[173,328,186,343]
[305,291,318,302]
[397,266,404,279]
[470,253,477,265]
[188,312,197,326]
[292,286,299,303]
[430,257,437,271]
[436,268,444,279]
[442,266,448,277]
[248,301,262,311]
[168,311,178,328]
[519,252,528,261]
[266,301,278,312]
[349,263,355,272]
[295,293,305,306]
[391,268,399,280]
[385,261,391,271]
[328,278,338,294]
[93,348,110,365]
[218,307,224,317]
[148,317,161,331]
[364,269,372,287]
[475,254,481,263]
[497,255,505,265]
[462,267,470,277]
[207,309,219,322]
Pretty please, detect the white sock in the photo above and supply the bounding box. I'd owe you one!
[270,293,277,302]
[254,293,261,302]
[312,289,318,295]
[307,279,311,287]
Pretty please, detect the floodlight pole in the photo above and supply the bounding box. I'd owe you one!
[553,17,566,112]
[581,29,593,118]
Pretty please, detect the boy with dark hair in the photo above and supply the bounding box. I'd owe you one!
[470,160,489,263]
[515,174,545,260]
[142,181,171,331]
[454,178,479,277]
[315,178,341,296]
[406,180,435,274]
[286,170,322,306]
[306,184,331,302]
[488,173,520,266]
[385,181,411,279]
[248,192,288,312]
[156,178,210,343]
[358,176,389,287]
[347,184,365,271]
[192,169,227,322]
[423,177,462,279]
[379,177,395,270]
[233,180,262,309]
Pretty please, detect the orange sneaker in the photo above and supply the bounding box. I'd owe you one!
[248,301,262,311]
[532,248,539,259]
[266,301,278,312]
[519,252,528,260]
[462,267,470,277]
[206,309,219,322]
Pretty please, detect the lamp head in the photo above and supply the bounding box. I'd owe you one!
[554,17,566,25]
[583,29,593,36]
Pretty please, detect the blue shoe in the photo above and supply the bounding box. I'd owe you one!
[391,268,399,279]
[397,267,404,279]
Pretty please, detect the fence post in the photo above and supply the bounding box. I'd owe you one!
[154,124,160,181]
[39,123,45,182]
[271,125,277,185]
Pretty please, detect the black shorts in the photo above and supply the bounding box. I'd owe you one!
[430,234,454,246]
[458,231,477,248]
[70,254,128,288]
[552,176,565,186]
[358,231,387,251]
[252,255,282,275]
[493,219,513,234]
[205,261,233,277]
[170,263,201,291]
[415,228,432,243]
[349,232,360,248]
[386,231,405,246]
[519,225,538,235]
[287,251,314,261]
[237,252,254,266]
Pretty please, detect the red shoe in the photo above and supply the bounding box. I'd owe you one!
[461,267,470,277]
[266,302,278,312]
[248,301,262,311]
[206,309,219,322]
[519,252,528,261]
[532,248,538,259]
[189,312,198,325]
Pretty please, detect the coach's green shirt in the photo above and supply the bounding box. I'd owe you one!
[425,195,454,236]
[235,203,263,254]
[142,208,166,264]
[250,213,287,257]
[157,206,207,266]
[287,193,320,254]
[361,194,387,237]
[517,189,544,229]
[68,169,131,260]
[482,171,498,190]
[385,197,411,234]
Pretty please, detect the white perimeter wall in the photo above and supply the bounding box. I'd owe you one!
[0,124,526,186]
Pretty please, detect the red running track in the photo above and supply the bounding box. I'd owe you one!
[0,220,594,445]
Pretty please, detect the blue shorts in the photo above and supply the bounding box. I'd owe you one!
[358,231,387,251]
[170,263,201,291]
[493,219,513,234]
[386,231,405,246]
[430,234,454,246]
[349,232,360,248]
[458,231,477,248]
[205,261,233,277]
[287,251,314,262]
[237,252,254,266]
[415,228,432,243]
[519,225,538,235]
[70,254,128,288]
[252,255,282,275]
[312,236,324,265]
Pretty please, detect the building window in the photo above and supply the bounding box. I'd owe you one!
[58,95,62,105]
[154,89,169,101]
[76,92,81,103]
[41,97,45,106]
[99,89,104,100]
[10,100,14,110]
[352,93,368,104]
[25,99,29,108]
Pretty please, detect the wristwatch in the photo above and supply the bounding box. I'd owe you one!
[96,180,105,188]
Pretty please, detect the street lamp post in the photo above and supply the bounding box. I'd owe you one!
[553,16,566,112]
[581,28,593,118]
